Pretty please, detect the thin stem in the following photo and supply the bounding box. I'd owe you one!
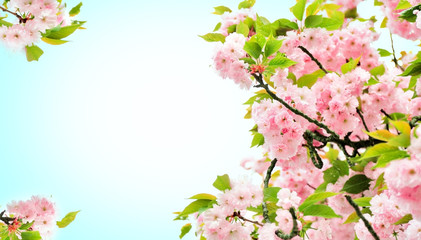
[389,32,404,72]
[262,158,278,223]
[274,207,300,239]
[410,116,421,128]
[0,210,15,225]
[0,5,28,23]
[298,45,328,74]
[356,108,370,132]
[252,73,337,136]
[345,195,380,240]
[232,211,263,227]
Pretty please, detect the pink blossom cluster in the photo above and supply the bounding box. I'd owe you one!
[0,0,71,50]
[355,191,407,239]
[384,129,421,222]
[281,22,380,78]
[379,0,421,40]
[213,33,252,89]
[251,99,307,163]
[196,178,262,240]
[333,0,363,10]
[7,196,57,239]
[219,9,256,36]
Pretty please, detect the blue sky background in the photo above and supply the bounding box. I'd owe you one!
[0,0,418,239]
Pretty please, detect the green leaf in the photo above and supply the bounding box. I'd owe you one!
[272,19,299,36]
[396,0,411,10]
[362,143,399,159]
[364,129,396,141]
[317,17,343,30]
[213,6,232,15]
[400,62,421,76]
[323,167,340,184]
[268,53,296,68]
[213,174,231,191]
[251,133,265,147]
[179,200,212,217]
[189,193,217,201]
[374,0,384,6]
[238,0,256,9]
[57,211,80,228]
[297,69,325,88]
[249,33,267,49]
[341,174,371,194]
[213,22,222,32]
[43,24,83,39]
[400,4,421,22]
[21,231,41,240]
[236,21,249,37]
[374,172,385,189]
[264,36,283,57]
[290,0,307,21]
[302,204,341,218]
[69,2,82,17]
[353,197,372,207]
[244,41,262,59]
[326,146,339,162]
[394,214,413,225]
[0,19,13,27]
[373,150,409,168]
[380,17,388,28]
[390,120,411,135]
[369,64,385,76]
[298,192,339,212]
[199,33,225,43]
[344,211,359,224]
[304,15,323,28]
[19,221,34,230]
[179,223,192,239]
[388,134,410,147]
[25,45,44,62]
[263,187,281,202]
[306,0,322,16]
[341,56,361,74]
[332,160,349,176]
[41,37,68,45]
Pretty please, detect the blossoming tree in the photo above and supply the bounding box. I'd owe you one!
[176,0,421,239]
[0,0,83,239]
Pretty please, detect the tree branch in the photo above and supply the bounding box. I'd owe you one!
[252,73,336,136]
[0,210,15,225]
[345,195,380,240]
[356,108,370,132]
[0,5,28,23]
[298,45,328,74]
[262,158,277,223]
[274,207,300,239]
[389,32,404,72]
[232,211,263,227]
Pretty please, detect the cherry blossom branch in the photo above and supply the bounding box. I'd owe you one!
[0,210,15,225]
[253,73,336,136]
[232,211,263,227]
[0,5,27,23]
[261,159,300,239]
[410,116,421,128]
[253,73,383,168]
[389,32,404,72]
[262,158,277,223]
[298,46,328,74]
[345,195,380,240]
[274,207,300,240]
[356,108,370,132]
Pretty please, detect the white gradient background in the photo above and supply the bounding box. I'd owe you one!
[0,0,416,239]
